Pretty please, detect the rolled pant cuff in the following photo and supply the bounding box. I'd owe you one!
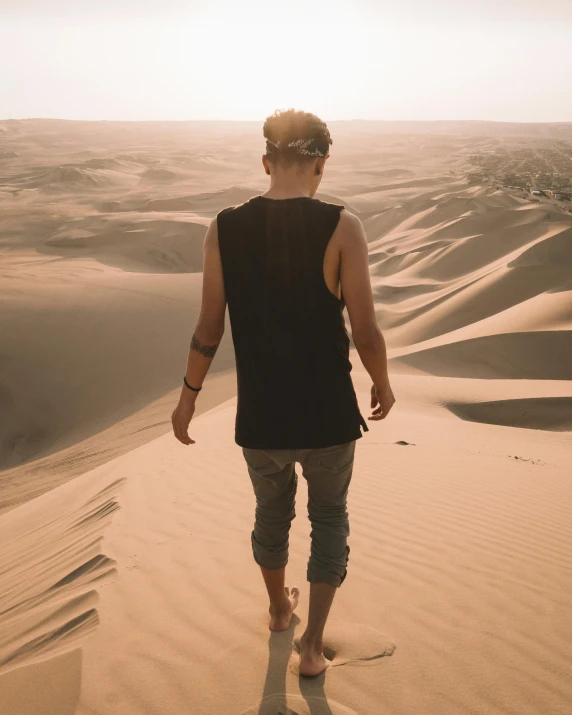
[306,559,349,587]
[306,567,346,588]
[251,534,289,570]
[306,545,350,587]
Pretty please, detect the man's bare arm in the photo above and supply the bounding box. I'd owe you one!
[185,217,226,385]
[171,218,226,444]
[338,211,395,420]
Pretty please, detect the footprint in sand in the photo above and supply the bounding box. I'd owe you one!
[240,693,358,715]
[290,623,395,675]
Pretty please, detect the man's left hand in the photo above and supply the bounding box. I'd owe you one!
[171,395,196,445]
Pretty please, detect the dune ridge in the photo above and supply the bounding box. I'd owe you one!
[0,470,124,674]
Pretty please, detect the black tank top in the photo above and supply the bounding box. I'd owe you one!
[217,195,369,449]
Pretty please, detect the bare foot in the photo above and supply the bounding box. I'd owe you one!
[269,586,299,631]
[299,632,331,677]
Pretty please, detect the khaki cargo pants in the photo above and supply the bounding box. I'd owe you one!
[242,440,355,588]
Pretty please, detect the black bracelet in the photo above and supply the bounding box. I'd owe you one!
[183,376,202,392]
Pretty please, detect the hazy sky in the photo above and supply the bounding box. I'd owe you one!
[1,0,571,122]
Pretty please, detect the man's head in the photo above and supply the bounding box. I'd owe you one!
[262,109,332,194]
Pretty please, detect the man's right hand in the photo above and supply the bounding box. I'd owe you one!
[369,382,395,421]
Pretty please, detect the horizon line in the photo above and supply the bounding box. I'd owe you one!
[2,117,572,126]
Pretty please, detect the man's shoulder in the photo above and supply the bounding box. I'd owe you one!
[329,209,365,255]
[311,197,345,213]
[216,200,257,247]
[310,199,359,227]
[217,197,255,220]
[335,207,363,237]
[216,204,237,222]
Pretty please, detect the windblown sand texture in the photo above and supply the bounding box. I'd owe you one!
[1,120,571,715]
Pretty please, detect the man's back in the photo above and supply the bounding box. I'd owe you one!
[217,195,368,449]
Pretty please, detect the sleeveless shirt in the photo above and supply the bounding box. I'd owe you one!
[217,195,369,449]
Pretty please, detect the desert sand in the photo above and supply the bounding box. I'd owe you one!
[0,119,571,714]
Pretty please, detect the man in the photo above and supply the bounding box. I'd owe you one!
[171,109,395,677]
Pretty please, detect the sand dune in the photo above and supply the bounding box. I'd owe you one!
[0,471,122,671]
[139,185,260,213]
[139,167,186,184]
[362,190,572,356]
[0,120,571,715]
[43,214,208,272]
[2,165,134,192]
[390,331,572,380]
[446,396,572,431]
[0,467,123,715]
[0,264,235,474]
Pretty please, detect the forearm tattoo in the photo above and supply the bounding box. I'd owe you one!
[191,334,219,358]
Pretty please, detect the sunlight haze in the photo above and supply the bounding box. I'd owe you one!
[1,0,571,121]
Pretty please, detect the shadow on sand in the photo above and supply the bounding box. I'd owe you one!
[252,615,340,715]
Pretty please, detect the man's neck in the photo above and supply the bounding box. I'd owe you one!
[262,188,312,199]
[263,175,314,200]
